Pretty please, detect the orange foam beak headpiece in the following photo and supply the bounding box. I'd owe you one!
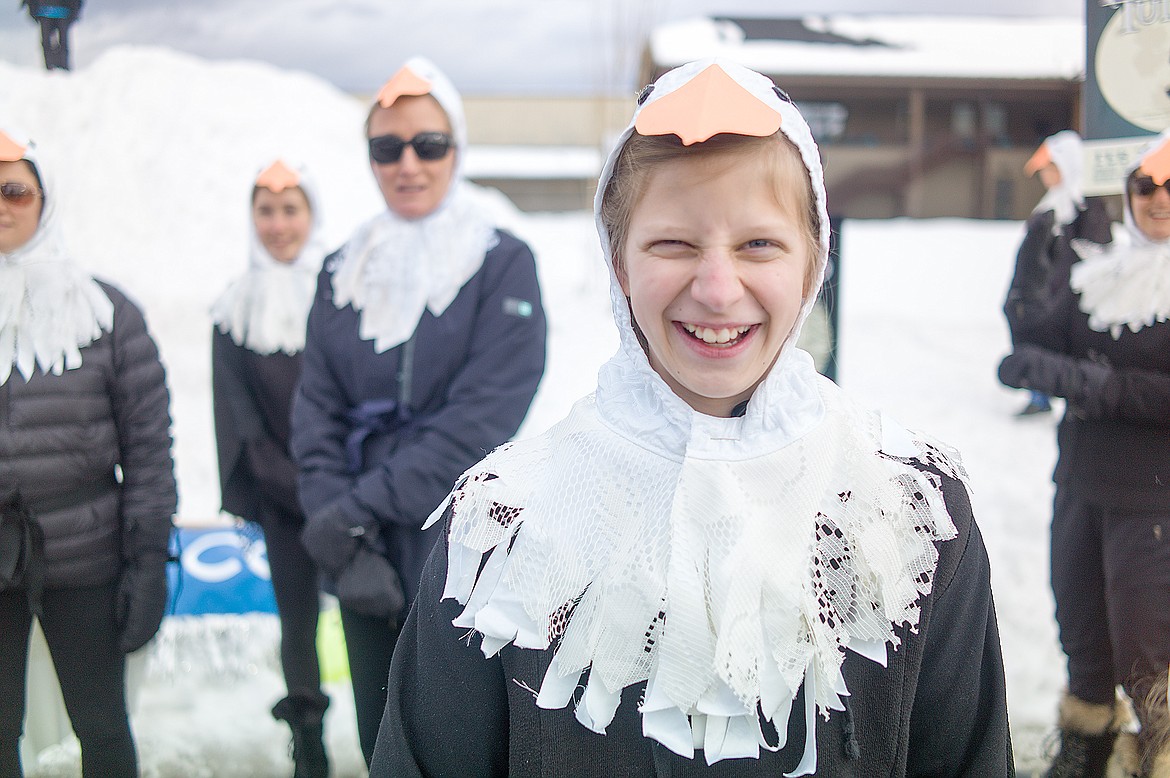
[634,64,782,145]
[1023,143,1051,176]
[0,131,27,163]
[255,160,301,192]
[1139,138,1170,186]
[375,65,433,109]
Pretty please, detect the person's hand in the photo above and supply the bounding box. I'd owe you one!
[300,502,368,578]
[116,552,169,654]
[998,345,1112,412]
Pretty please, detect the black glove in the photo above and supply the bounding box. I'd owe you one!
[998,344,1114,415]
[300,501,371,579]
[116,552,169,654]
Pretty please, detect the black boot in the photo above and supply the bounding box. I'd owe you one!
[1044,692,1119,778]
[272,693,330,778]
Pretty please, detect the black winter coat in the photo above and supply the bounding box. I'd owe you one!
[372,470,1014,777]
[212,329,303,521]
[0,282,176,589]
[1003,227,1170,508]
[1003,200,1112,348]
[291,229,547,604]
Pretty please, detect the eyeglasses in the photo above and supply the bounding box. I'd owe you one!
[368,132,454,164]
[1129,175,1170,198]
[0,182,42,207]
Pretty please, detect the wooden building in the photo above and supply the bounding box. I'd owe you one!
[639,15,1085,220]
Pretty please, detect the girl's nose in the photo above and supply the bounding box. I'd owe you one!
[691,252,744,312]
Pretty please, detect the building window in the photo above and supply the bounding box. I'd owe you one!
[796,102,848,142]
[952,103,977,140]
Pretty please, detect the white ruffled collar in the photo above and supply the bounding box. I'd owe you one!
[1071,232,1170,338]
[0,162,112,384]
[210,232,325,356]
[429,383,964,771]
[330,181,498,354]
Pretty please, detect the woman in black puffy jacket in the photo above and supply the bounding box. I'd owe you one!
[0,127,176,778]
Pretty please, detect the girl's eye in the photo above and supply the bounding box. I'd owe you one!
[649,240,693,256]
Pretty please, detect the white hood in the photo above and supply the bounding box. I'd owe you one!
[0,126,113,384]
[210,159,327,355]
[1028,129,1085,229]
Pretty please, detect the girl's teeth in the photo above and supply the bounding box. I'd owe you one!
[683,324,751,344]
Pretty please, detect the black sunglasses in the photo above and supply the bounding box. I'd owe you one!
[368,132,454,164]
[0,181,42,207]
[1129,175,1170,197]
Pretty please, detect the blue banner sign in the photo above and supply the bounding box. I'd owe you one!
[167,526,277,615]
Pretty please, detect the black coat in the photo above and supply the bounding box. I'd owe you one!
[290,229,547,604]
[212,329,303,521]
[1003,200,1112,348]
[372,470,1014,777]
[0,282,176,589]
[1003,225,1170,508]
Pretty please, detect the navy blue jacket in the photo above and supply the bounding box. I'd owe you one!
[291,229,546,603]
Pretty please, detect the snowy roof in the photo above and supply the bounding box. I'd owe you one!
[649,15,1085,82]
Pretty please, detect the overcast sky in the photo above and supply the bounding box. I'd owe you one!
[1,0,1084,95]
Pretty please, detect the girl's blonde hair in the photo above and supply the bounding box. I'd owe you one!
[600,130,822,298]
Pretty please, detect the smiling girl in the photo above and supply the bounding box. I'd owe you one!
[372,60,1012,776]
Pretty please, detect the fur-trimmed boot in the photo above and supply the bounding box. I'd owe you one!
[271,692,330,778]
[1046,693,1120,778]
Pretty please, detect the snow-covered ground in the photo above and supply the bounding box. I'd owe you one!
[3,47,1063,775]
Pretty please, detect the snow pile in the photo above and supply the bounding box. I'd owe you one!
[4,48,1064,774]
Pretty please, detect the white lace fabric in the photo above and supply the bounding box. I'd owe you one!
[429,381,965,768]
[329,182,499,354]
[1071,235,1170,338]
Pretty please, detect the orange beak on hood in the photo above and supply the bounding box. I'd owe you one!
[375,65,433,109]
[255,160,301,192]
[1138,137,1170,186]
[0,131,27,163]
[1023,143,1051,176]
[634,64,782,146]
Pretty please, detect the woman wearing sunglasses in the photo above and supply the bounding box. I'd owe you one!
[211,160,330,778]
[1000,131,1170,775]
[371,60,1011,776]
[290,56,547,766]
[0,127,176,777]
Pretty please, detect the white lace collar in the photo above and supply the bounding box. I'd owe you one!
[429,384,964,770]
[1071,234,1170,338]
[210,172,327,356]
[0,138,113,385]
[329,181,498,354]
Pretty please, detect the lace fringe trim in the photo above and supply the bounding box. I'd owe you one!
[426,397,966,771]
